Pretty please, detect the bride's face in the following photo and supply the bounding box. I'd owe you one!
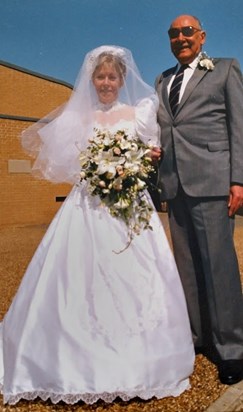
[92,63,123,104]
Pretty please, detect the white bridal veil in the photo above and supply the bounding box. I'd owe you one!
[21,45,158,184]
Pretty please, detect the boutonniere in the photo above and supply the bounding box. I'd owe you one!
[198,52,215,71]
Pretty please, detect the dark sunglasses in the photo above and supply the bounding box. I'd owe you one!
[168,26,201,39]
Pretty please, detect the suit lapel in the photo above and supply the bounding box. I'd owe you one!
[175,68,208,116]
[162,75,173,115]
[159,66,176,117]
[158,65,210,118]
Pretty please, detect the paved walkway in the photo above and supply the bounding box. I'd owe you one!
[205,381,243,411]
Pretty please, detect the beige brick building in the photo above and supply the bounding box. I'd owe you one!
[0,61,73,227]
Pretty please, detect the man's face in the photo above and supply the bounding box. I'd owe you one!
[168,15,206,64]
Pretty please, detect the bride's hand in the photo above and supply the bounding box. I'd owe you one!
[150,147,162,164]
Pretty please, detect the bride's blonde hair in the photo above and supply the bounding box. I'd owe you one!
[92,52,126,80]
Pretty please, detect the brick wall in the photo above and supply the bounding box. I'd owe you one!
[0,63,73,227]
[0,63,72,117]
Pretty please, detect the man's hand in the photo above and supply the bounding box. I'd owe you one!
[228,185,243,216]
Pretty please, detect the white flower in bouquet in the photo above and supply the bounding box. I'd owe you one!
[79,128,156,252]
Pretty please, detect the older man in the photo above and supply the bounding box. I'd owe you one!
[155,14,243,385]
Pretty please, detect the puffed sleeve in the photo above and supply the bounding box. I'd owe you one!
[135,95,160,146]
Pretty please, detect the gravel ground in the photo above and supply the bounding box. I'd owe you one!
[0,215,242,412]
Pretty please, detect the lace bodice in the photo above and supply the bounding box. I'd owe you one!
[94,99,160,147]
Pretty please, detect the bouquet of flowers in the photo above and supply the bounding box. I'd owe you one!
[79,128,155,252]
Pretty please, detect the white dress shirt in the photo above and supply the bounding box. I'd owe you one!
[168,56,199,103]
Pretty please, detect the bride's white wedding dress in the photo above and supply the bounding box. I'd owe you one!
[0,101,195,405]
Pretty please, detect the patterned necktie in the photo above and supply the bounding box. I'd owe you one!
[169,65,187,116]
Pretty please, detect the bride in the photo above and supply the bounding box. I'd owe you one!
[0,45,195,405]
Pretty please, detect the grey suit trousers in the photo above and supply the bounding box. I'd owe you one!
[168,185,243,361]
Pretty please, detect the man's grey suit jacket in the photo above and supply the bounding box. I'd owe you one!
[155,58,243,201]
